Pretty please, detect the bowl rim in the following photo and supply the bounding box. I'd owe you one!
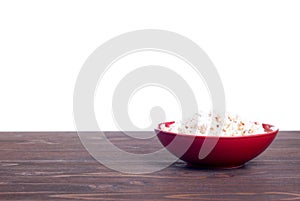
[155,122,279,139]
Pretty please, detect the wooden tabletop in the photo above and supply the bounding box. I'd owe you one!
[0,131,299,201]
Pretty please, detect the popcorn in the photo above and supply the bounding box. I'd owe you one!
[160,112,265,137]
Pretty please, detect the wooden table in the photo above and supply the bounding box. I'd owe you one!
[0,131,299,200]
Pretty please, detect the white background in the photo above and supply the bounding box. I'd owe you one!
[0,0,299,131]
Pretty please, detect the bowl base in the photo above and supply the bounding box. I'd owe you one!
[186,163,245,170]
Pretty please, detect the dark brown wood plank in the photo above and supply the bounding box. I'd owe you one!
[0,131,299,200]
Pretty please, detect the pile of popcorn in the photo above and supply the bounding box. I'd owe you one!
[160,112,265,137]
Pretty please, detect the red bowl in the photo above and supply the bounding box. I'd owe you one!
[155,122,279,168]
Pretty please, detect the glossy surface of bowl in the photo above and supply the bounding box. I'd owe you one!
[155,122,279,168]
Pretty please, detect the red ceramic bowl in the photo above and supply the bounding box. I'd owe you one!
[155,122,279,168]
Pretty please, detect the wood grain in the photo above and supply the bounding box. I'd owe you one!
[0,131,299,200]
